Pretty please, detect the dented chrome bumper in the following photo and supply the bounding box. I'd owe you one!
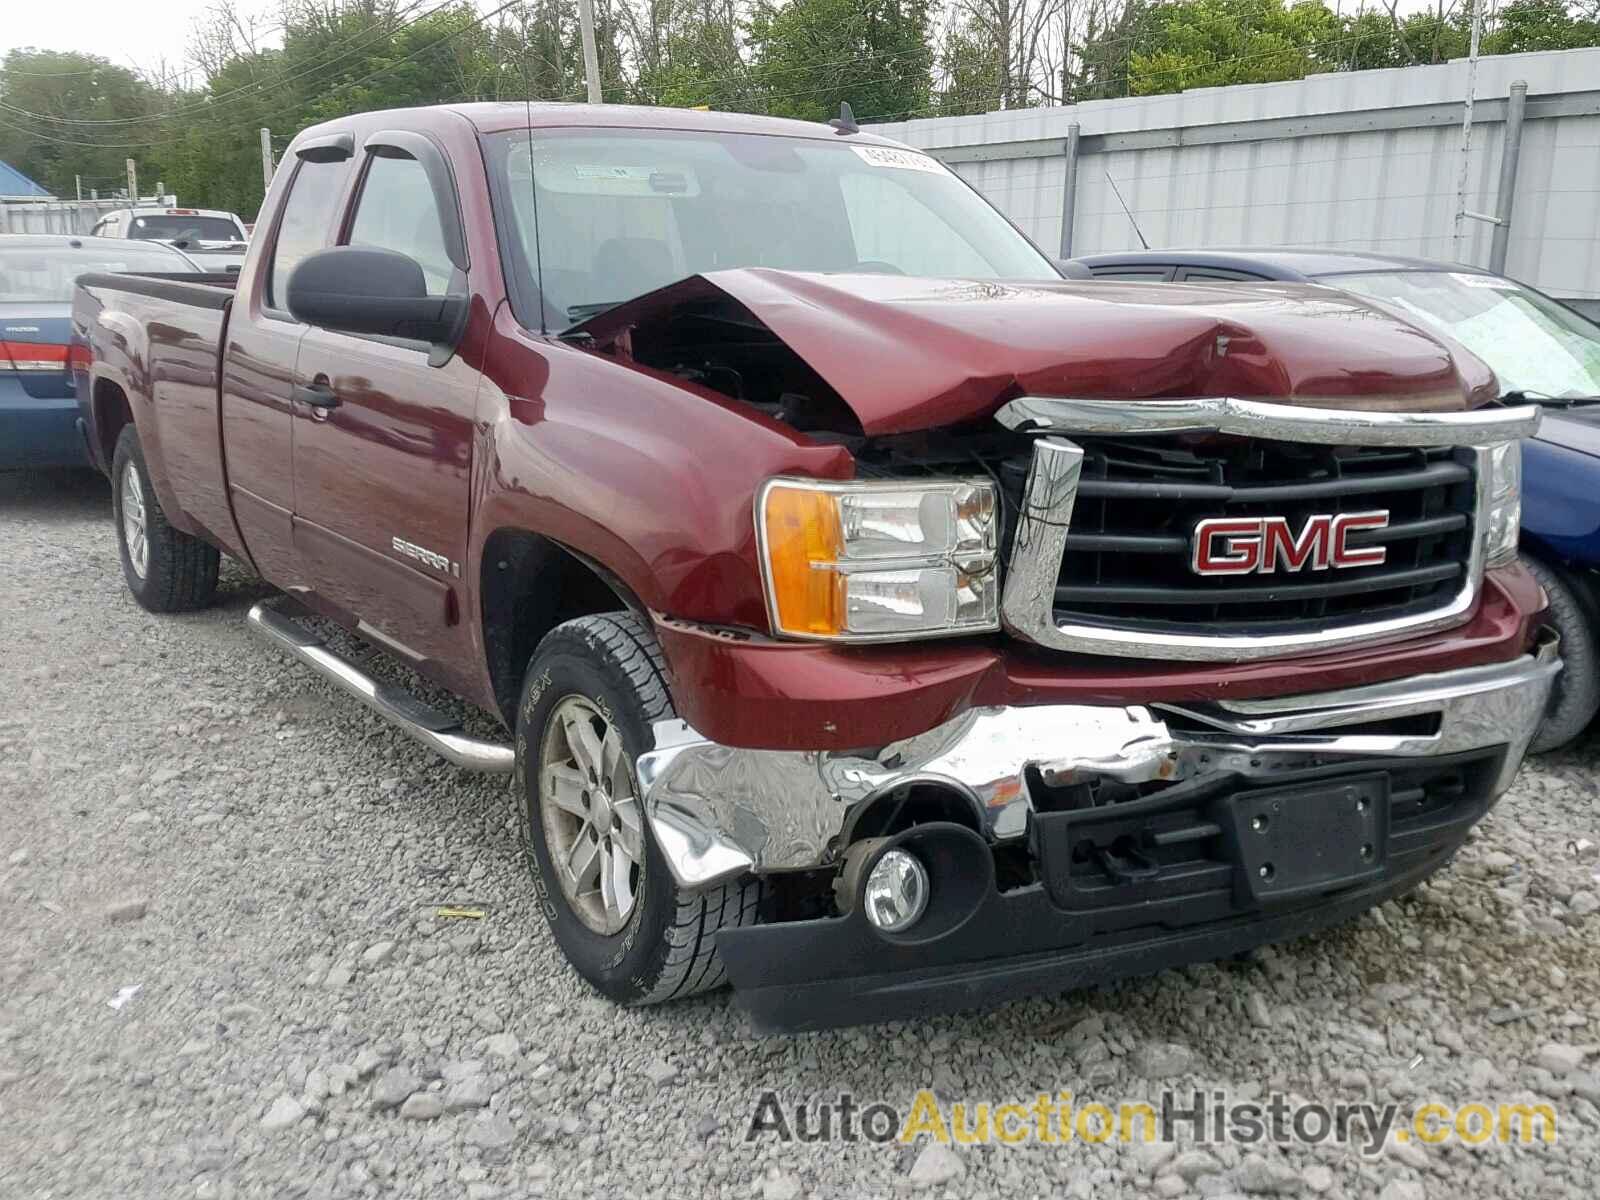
[637,632,1559,889]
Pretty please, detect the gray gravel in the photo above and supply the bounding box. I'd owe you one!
[5,468,1600,1198]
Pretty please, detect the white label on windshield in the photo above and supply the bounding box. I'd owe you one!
[574,165,653,181]
[1450,272,1516,289]
[851,145,946,174]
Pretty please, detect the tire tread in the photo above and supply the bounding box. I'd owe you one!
[538,611,761,1006]
[113,426,220,613]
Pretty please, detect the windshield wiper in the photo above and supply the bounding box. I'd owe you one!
[567,301,621,321]
[1501,389,1600,407]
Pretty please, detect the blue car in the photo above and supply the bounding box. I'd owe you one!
[2,234,200,470]
[1073,248,1600,752]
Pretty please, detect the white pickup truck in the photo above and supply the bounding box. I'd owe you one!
[88,206,250,273]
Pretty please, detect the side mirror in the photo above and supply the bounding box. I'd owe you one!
[286,246,466,345]
[1053,257,1095,280]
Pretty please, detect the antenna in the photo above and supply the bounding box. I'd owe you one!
[1103,169,1149,250]
[828,102,859,135]
[522,35,547,334]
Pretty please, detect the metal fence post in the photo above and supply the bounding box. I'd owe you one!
[1490,81,1529,276]
[1059,122,1081,259]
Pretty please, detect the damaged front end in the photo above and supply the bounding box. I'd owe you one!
[576,267,1553,1031]
[638,632,1557,1031]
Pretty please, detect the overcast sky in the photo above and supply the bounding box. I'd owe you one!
[3,0,263,82]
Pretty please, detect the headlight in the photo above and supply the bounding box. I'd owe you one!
[757,477,1000,641]
[1482,441,1521,568]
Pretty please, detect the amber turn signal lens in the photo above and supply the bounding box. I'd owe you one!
[762,485,846,636]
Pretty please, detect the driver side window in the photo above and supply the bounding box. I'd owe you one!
[347,154,453,296]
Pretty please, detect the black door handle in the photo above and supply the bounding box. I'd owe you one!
[293,381,340,411]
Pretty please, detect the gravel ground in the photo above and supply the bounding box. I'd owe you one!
[6,468,1600,1200]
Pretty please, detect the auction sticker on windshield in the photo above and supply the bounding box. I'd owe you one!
[852,145,946,174]
[1450,272,1518,289]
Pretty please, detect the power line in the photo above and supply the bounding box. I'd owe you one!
[0,0,452,127]
[0,0,521,152]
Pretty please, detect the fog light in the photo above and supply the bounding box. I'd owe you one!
[863,849,930,933]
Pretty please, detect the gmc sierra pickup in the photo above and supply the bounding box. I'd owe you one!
[74,102,1556,1033]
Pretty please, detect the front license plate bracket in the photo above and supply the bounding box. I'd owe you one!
[1223,773,1390,906]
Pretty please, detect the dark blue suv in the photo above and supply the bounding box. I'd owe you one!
[1074,249,1600,752]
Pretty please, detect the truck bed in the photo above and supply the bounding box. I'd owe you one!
[74,270,242,556]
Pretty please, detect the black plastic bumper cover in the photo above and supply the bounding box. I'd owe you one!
[717,754,1499,1034]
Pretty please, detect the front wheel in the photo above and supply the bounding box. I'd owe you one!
[515,611,760,1005]
[111,425,220,613]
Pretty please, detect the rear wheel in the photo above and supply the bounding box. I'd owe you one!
[515,611,760,1005]
[112,425,220,613]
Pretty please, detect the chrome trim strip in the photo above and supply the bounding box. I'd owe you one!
[247,603,515,774]
[1001,432,1505,662]
[637,639,1557,888]
[997,396,1541,446]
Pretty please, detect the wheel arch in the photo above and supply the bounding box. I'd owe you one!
[479,527,647,726]
[91,375,135,475]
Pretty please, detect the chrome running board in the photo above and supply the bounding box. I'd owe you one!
[247,602,515,774]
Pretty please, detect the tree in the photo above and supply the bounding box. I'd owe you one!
[0,50,169,199]
[748,0,933,121]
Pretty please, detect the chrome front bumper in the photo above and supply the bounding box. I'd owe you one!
[637,632,1559,889]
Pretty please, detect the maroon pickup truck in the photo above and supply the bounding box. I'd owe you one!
[74,102,1556,1032]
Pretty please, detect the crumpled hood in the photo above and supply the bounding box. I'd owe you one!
[576,270,1499,436]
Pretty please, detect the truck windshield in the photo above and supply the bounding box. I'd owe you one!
[486,128,1057,330]
[0,243,197,301]
[1333,269,1600,401]
[128,215,244,244]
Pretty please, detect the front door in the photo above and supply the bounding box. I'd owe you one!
[289,137,478,682]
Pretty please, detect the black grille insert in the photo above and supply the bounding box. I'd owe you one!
[1053,437,1476,636]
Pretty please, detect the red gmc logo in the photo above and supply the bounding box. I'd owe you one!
[1191,511,1390,575]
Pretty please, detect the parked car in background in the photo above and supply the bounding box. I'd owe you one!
[2,234,200,470]
[73,105,1556,1031]
[1073,248,1600,752]
[89,206,249,274]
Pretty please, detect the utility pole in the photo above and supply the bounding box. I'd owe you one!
[1451,0,1485,261]
[125,158,138,203]
[577,0,602,103]
[75,175,82,201]
[260,128,275,190]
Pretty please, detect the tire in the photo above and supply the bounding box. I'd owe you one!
[514,611,761,1005]
[111,425,220,613]
[1523,553,1600,754]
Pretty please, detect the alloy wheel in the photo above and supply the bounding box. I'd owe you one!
[537,695,646,935]
[121,464,148,580]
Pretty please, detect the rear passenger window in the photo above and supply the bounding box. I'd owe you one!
[269,158,348,310]
[346,155,453,296]
[1092,267,1174,281]
[1176,268,1264,282]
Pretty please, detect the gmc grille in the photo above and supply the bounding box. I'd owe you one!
[1005,437,1477,639]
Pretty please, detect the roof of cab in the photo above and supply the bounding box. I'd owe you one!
[1073,247,1490,280]
[123,206,243,219]
[294,101,913,150]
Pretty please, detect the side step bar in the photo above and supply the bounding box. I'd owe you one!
[247,602,515,774]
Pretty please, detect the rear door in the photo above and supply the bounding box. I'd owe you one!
[288,129,478,672]
[220,137,355,588]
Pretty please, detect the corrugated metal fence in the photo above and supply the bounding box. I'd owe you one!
[0,196,176,236]
[875,46,1600,309]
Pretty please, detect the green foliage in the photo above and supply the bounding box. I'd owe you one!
[748,0,933,122]
[2,0,1598,214]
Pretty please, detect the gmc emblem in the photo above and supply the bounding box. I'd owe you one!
[1191,511,1390,575]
